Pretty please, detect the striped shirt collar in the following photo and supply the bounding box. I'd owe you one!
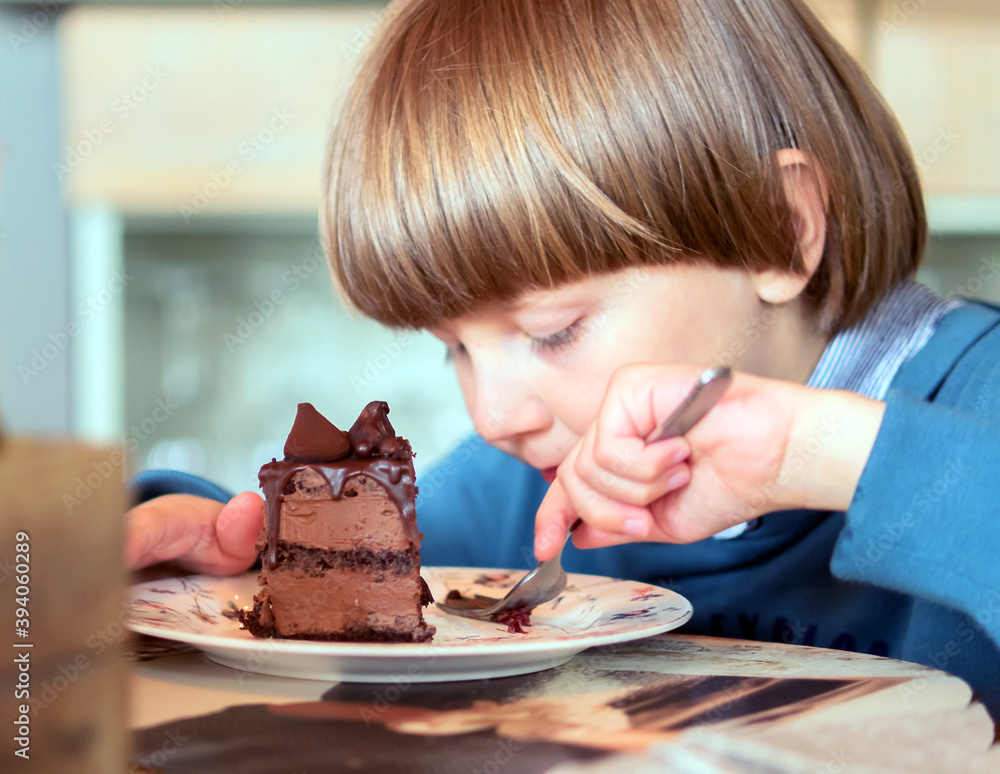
[715,281,958,540]
[806,281,963,400]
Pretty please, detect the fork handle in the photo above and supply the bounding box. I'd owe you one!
[646,366,732,443]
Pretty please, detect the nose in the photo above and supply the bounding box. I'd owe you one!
[467,359,549,444]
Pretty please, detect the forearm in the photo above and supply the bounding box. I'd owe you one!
[775,386,886,513]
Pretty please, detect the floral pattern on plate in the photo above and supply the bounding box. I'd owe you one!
[126,568,692,683]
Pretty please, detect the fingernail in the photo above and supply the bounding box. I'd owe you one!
[623,518,649,538]
[667,469,688,490]
[671,444,690,464]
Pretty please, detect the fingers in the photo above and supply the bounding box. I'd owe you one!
[557,450,665,539]
[575,425,692,505]
[535,445,692,560]
[125,492,264,575]
[572,421,692,523]
[534,479,579,561]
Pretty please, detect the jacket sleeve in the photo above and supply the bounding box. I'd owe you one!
[831,381,1000,648]
[131,469,233,505]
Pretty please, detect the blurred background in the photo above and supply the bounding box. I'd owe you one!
[1,0,998,495]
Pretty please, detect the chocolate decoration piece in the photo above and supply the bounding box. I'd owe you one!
[259,399,419,570]
[349,400,409,459]
[283,403,351,463]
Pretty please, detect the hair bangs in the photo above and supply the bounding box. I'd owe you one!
[323,0,925,332]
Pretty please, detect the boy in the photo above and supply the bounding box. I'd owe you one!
[127,0,1000,713]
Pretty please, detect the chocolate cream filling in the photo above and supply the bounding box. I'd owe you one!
[258,401,421,569]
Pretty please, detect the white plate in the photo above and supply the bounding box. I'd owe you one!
[126,567,692,683]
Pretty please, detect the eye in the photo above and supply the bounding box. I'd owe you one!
[530,318,586,353]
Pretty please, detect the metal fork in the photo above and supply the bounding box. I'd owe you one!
[435,366,732,621]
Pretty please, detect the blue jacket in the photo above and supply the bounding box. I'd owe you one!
[135,301,1000,715]
[412,300,1000,715]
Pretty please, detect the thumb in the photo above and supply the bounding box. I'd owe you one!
[213,491,265,568]
[126,492,263,574]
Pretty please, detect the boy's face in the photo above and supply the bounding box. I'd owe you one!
[430,266,823,478]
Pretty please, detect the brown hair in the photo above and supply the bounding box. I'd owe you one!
[322,0,925,332]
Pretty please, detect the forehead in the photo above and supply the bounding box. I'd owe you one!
[433,271,643,330]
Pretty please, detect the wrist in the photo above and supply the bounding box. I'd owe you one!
[775,387,886,512]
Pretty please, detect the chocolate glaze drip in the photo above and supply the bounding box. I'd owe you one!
[259,402,419,569]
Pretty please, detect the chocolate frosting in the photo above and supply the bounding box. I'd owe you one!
[283,403,351,463]
[259,402,418,568]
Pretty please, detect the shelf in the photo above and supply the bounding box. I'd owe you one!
[926,197,1000,236]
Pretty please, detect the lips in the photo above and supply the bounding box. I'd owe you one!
[499,444,560,483]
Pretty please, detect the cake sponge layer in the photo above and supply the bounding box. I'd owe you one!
[251,563,435,642]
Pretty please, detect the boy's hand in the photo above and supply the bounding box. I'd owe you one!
[534,365,885,560]
[125,492,264,575]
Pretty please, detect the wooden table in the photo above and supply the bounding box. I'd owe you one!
[129,633,998,773]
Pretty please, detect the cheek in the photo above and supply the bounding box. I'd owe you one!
[540,363,614,436]
[453,362,476,412]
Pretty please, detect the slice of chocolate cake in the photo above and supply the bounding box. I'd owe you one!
[239,401,435,642]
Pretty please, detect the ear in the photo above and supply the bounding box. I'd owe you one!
[752,149,829,305]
